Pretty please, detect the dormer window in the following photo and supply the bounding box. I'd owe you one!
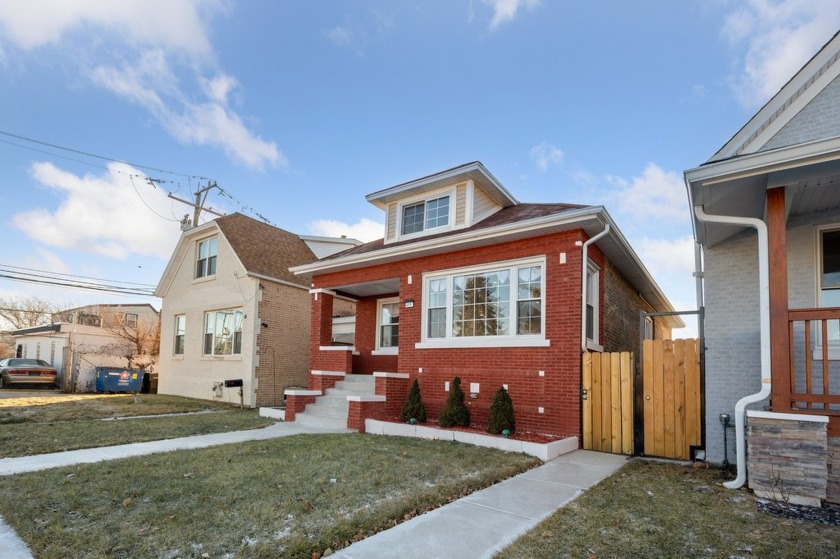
[400,195,451,236]
[196,237,217,279]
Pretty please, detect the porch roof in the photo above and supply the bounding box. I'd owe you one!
[296,205,684,326]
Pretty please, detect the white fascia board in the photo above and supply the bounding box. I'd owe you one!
[365,162,518,208]
[246,271,311,292]
[686,136,840,187]
[291,206,603,275]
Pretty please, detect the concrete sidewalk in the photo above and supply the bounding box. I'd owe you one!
[333,450,628,559]
[0,424,627,559]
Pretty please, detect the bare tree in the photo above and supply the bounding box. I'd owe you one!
[0,296,61,330]
[100,309,161,369]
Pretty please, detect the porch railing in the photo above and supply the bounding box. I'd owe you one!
[787,308,840,415]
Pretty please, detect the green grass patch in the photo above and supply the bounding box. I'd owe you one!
[0,410,272,458]
[0,434,539,559]
[496,459,840,559]
[0,393,238,424]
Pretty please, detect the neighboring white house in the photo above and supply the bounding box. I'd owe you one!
[12,303,160,391]
[155,212,358,408]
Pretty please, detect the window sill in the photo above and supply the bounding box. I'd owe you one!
[586,340,603,352]
[416,337,550,349]
[192,275,216,285]
[201,354,242,361]
[372,349,398,356]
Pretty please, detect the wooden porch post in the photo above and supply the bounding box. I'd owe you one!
[767,187,791,410]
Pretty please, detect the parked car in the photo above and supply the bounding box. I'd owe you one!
[0,358,59,388]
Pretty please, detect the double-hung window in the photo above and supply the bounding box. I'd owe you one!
[818,228,840,345]
[585,260,600,346]
[203,309,243,356]
[174,315,186,355]
[420,258,547,347]
[401,195,450,236]
[375,298,400,353]
[196,237,218,279]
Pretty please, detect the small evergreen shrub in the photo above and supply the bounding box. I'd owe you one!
[487,386,515,435]
[439,377,470,428]
[400,378,427,423]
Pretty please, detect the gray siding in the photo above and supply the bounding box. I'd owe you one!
[762,74,840,152]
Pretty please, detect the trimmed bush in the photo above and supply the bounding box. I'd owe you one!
[487,386,515,434]
[400,379,427,423]
[439,377,470,428]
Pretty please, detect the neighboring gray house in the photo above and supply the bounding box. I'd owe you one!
[685,31,840,504]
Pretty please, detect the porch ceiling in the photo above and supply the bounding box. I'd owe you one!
[688,142,840,247]
[332,278,400,299]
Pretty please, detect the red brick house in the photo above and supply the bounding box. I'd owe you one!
[287,162,680,440]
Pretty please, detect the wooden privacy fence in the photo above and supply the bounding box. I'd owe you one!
[642,339,701,460]
[582,351,634,455]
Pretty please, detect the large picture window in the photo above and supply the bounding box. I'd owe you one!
[422,258,545,347]
[203,309,243,356]
[196,237,218,279]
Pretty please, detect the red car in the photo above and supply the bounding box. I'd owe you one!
[0,358,59,388]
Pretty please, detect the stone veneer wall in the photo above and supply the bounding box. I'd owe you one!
[829,436,840,505]
[746,411,828,507]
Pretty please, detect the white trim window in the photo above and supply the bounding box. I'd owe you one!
[124,313,138,328]
[397,189,454,240]
[196,237,218,279]
[203,309,243,356]
[174,314,186,355]
[374,298,400,354]
[585,260,600,346]
[818,227,840,344]
[419,257,548,348]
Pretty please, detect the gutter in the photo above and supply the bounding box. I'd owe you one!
[581,223,610,352]
[693,205,771,489]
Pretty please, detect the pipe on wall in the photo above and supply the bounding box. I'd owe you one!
[581,223,610,352]
[693,205,771,489]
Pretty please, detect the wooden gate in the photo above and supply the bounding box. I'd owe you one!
[582,351,634,455]
[642,339,701,460]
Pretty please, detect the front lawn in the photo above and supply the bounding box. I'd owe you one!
[0,394,272,457]
[0,434,540,559]
[496,459,840,559]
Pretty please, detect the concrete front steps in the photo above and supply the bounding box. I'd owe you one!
[294,374,376,429]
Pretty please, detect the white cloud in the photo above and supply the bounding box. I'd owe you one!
[608,163,688,224]
[632,236,696,278]
[11,162,182,260]
[0,0,222,55]
[721,0,840,107]
[0,0,281,170]
[529,142,564,172]
[308,218,384,243]
[90,53,284,170]
[482,0,541,31]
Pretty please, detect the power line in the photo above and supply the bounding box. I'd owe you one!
[0,129,209,180]
[0,264,157,288]
[0,273,156,297]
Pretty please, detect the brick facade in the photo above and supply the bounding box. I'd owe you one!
[309,229,663,439]
[254,281,311,407]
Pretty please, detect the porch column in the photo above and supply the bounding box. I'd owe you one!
[311,290,335,349]
[767,187,791,410]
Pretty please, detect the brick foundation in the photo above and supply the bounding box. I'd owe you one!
[747,411,828,507]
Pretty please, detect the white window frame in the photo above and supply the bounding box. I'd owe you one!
[373,297,400,355]
[417,256,549,349]
[395,187,455,241]
[124,313,138,329]
[203,308,243,357]
[814,225,840,359]
[195,237,218,280]
[585,260,601,350]
[173,314,186,356]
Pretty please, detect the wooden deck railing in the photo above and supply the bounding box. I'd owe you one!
[787,308,840,416]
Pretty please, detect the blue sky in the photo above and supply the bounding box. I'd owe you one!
[1,0,839,336]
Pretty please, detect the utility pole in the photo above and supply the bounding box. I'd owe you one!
[167,181,224,229]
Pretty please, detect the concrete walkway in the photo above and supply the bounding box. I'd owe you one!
[333,450,628,559]
[0,423,627,559]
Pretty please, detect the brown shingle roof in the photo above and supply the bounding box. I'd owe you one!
[318,203,589,261]
[215,213,316,287]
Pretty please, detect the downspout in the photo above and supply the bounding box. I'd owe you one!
[693,205,771,489]
[581,223,610,352]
